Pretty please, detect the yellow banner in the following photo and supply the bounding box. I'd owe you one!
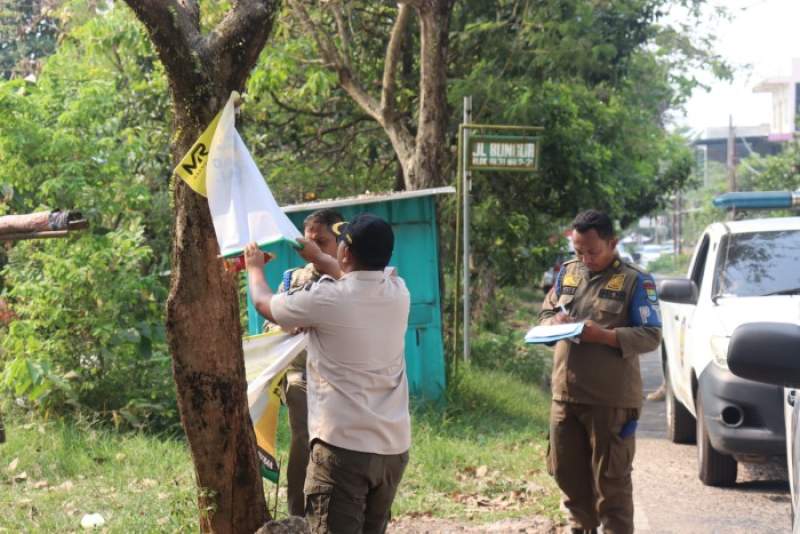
[172,111,221,197]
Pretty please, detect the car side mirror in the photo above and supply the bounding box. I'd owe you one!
[728,322,800,389]
[657,278,697,305]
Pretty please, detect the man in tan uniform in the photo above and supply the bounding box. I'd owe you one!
[539,210,662,534]
[274,208,343,517]
[246,213,410,534]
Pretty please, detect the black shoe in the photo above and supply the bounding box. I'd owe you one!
[571,529,598,534]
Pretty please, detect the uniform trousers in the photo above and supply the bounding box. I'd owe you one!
[548,400,639,534]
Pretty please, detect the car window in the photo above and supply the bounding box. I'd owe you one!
[713,229,800,298]
[691,234,710,292]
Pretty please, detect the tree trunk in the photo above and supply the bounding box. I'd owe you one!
[410,0,452,190]
[167,96,268,534]
[121,1,280,531]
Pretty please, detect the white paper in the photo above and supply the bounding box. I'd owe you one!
[524,322,584,344]
[206,94,301,257]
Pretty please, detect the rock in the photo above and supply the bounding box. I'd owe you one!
[80,513,105,529]
[254,516,309,534]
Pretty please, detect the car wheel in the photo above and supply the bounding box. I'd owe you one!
[666,360,696,444]
[696,390,737,487]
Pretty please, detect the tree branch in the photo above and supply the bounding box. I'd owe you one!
[287,0,382,122]
[121,0,208,105]
[380,4,412,115]
[208,0,280,92]
[330,3,354,73]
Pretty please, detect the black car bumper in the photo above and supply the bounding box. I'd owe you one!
[698,363,785,458]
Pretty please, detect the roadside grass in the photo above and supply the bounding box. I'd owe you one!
[1,288,560,530]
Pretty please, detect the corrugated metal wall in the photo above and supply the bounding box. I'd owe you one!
[246,194,446,401]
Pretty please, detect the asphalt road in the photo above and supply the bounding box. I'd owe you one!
[633,349,792,533]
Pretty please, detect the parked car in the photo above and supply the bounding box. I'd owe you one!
[658,217,800,486]
[728,322,800,533]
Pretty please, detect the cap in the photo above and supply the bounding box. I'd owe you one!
[332,213,394,268]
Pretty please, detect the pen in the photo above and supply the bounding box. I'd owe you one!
[559,303,568,316]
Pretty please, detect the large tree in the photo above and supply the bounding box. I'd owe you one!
[120,1,280,531]
[286,0,455,190]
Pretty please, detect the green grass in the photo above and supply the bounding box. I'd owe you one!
[0,366,559,531]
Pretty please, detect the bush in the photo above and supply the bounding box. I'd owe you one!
[0,224,177,431]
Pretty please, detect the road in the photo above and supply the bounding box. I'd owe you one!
[633,350,791,533]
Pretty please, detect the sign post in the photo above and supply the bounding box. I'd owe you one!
[460,115,542,363]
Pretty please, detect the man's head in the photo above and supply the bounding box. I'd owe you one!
[332,213,394,272]
[303,209,344,258]
[571,209,618,272]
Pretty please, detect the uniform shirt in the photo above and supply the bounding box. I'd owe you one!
[538,257,662,408]
[270,268,411,455]
[276,263,320,376]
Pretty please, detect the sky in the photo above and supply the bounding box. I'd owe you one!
[673,0,800,134]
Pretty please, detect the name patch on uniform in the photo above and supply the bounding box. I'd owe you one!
[599,289,626,301]
[562,285,577,295]
[605,274,626,292]
[643,279,658,303]
[563,273,581,287]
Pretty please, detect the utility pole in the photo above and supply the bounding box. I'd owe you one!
[727,115,737,220]
[462,96,472,363]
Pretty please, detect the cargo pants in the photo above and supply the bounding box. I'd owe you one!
[283,372,310,517]
[305,440,409,534]
[548,401,639,534]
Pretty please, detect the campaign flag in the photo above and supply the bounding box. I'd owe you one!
[244,329,308,483]
[205,93,301,258]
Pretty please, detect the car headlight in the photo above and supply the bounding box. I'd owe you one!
[710,335,731,369]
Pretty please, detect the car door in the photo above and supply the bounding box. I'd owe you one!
[672,234,712,410]
[792,389,800,534]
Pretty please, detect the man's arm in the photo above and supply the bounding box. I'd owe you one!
[296,237,342,279]
[614,273,662,357]
[538,267,571,326]
[245,243,277,323]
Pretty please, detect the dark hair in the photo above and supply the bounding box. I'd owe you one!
[304,208,344,230]
[572,210,615,240]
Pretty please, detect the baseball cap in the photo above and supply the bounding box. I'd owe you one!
[332,213,394,268]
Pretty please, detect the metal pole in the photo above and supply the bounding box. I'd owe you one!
[727,115,737,220]
[462,96,472,363]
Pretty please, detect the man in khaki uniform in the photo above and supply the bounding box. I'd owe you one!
[273,208,343,517]
[539,210,661,534]
[246,213,410,534]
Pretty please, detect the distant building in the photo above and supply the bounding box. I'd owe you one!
[752,58,800,142]
[690,59,800,179]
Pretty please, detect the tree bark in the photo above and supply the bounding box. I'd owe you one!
[122,1,280,532]
[410,0,452,190]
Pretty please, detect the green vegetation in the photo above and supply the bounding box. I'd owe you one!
[1,361,559,531]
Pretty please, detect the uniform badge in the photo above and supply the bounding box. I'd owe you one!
[563,273,581,287]
[605,274,626,292]
[643,279,658,303]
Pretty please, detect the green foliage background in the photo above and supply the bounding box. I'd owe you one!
[0,0,767,430]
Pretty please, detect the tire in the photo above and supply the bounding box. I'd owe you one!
[696,390,737,487]
[665,358,696,444]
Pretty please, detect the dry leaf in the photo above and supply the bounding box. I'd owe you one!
[13,471,28,483]
[7,458,19,472]
[141,478,158,488]
[475,465,488,478]
[33,480,49,490]
[57,480,75,491]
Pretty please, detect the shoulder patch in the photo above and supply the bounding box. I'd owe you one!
[642,278,658,303]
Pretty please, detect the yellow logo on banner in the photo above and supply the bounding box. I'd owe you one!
[606,274,626,291]
[172,111,222,197]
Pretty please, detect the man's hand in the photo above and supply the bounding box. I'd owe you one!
[552,312,573,325]
[296,237,323,264]
[244,242,268,271]
[580,320,619,347]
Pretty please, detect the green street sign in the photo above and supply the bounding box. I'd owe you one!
[468,134,539,172]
